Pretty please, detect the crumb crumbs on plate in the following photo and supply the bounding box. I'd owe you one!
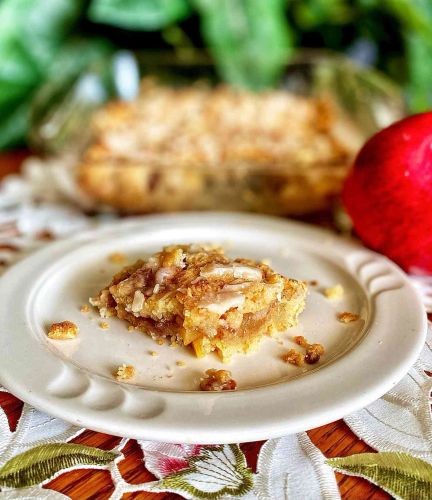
[337,311,360,323]
[292,335,325,365]
[294,335,309,348]
[200,369,237,391]
[114,364,135,381]
[324,284,344,299]
[157,339,165,345]
[127,325,135,332]
[170,341,178,348]
[80,304,90,313]
[150,351,158,357]
[309,280,318,286]
[47,321,78,340]
[282,349,304,366]
[176,360,186,367]
[304,343,325,364]
[108,252,127,264]
[99,321,109,330]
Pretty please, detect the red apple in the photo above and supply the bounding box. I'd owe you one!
[342,112,432,275]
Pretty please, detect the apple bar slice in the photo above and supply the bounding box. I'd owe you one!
[90,244,307,362]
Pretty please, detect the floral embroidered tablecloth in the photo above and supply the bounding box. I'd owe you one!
[0,159,432,500]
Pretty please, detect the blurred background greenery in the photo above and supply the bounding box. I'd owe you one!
[1,0,431,150]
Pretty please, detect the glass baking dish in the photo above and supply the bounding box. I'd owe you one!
[29,50,405,215]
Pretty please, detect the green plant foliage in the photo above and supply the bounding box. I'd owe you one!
[194,0,292,90]
[0,0,431,151]
[0,0,113,150]
[88,0,192,31]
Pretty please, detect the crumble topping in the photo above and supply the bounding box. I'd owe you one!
[114,364,135,381]
[90,244,307,361]
[200,369,237,391]
[282,349,304,366]
[324,284,344,299]
[47,321,78,340]
[294,335,309,348]
[337,311,360,323]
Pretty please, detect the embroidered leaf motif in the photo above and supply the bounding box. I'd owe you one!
[148,444,253,499]
[0,443,118,488]
[0,485,70,499]
[327,452,432,500]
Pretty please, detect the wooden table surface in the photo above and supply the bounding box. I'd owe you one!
[0,151,389,500]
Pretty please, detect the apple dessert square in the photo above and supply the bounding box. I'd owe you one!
[90,245,307,362]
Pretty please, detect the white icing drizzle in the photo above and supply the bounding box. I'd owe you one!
[198,291,245,315]
[131,290,145,313]
[155,266,177,284]
[222,282,253,292]
[200,263,262,281]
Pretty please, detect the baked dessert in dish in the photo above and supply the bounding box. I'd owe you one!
[90,245,307,362]
[77,80,360,215]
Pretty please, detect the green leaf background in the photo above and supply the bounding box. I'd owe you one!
[193,0,292,90]
[327,452,432,500]
[0,443,118,488]
[88,0,192,31]
[0,0,431,150]
[0,0,85,149]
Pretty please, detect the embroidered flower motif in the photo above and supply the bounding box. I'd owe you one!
[144,444,254,499]
[139,442,203,478]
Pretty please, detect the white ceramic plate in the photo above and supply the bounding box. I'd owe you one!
[0,213,426,443]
